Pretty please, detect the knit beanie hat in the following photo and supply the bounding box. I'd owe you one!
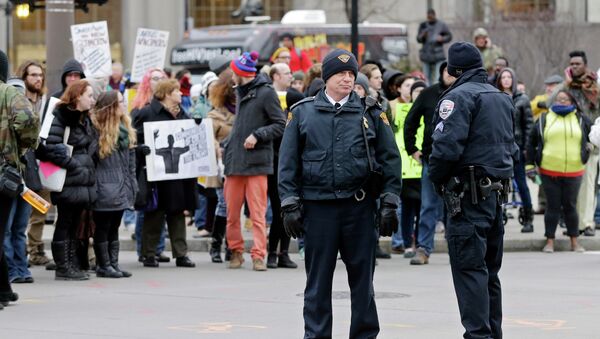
[231,51,259,77]
[286,88,305,109]
[271,47,290,63]
[292,71,305,82]
[447,42,483,77]
[0,49,8,83]
[410,81,427,99]
[355,73,370,94]
[321,49,358,82]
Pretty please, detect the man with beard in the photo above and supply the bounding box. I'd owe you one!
[16,61,53,269]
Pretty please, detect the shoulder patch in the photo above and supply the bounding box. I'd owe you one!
[286,112,293,126]
[289,96,315,111]
[439,99,455,120]
[379,112,390,126]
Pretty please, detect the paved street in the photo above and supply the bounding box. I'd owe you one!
[1,250,599,338]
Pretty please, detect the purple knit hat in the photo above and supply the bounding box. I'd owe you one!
[231,51,259,77]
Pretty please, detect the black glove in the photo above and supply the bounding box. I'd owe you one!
[377,193,400,237]
[140,144,151,156]
[194,118,202,125]
[281,197,304,239]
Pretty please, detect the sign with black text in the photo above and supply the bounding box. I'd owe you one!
[70,21,112,78]
[131,28,170,83]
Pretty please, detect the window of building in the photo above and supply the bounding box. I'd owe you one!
[191,0,291,27]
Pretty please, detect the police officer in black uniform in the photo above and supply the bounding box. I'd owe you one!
[429,42,518,339]
[278,49,402,339]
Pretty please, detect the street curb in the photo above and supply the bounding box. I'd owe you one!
[42,237,600,254]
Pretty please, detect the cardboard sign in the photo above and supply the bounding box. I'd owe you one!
[143,119,217,181]
[130,28,170,83]
[70,21,112,78]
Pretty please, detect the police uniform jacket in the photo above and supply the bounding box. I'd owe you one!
[278,89,402,202]
[428,68,518,185]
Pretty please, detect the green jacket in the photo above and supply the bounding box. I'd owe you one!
[0,82,39,172]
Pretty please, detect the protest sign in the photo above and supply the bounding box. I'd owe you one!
[143,119,217,181]
[71,21,112,77]
[131,28,170,83]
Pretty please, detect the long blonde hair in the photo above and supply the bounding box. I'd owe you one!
[92,90,137,159]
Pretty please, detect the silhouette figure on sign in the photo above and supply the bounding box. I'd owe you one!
[154,130,189,174]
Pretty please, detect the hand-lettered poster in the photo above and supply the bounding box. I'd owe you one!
[130,28,170,83]
[70,21,112,78]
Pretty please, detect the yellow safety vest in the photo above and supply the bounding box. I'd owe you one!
[394,102,424,179]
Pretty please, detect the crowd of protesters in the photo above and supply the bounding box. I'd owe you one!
[1,12,600,312]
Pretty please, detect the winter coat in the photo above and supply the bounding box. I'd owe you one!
[223,73,285,176]
[205,106,235,188]
[513,91,533,150]
[417,19,452,64]
[93,132,138,211]
[45,105,98,206]
[132,98,198,212]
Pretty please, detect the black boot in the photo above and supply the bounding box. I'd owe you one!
[209,216,226,263]
[277,252,297,268]
[521,207,534,233]
[77,239,90,272]
[108,241,131,277]
[51,241,88,281]
[210,248,223,263]
[70,240,90,279]
[267,252,278,269]
[94,242,123,278]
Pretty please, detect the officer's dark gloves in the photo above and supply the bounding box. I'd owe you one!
[139,144,151,156]
[281,197,304,239]
[377,193,400,236]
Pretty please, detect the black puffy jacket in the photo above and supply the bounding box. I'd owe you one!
[45,104,98,205]
[513,91,533,150]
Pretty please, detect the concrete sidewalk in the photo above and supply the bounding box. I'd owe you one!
[39,205,600,254]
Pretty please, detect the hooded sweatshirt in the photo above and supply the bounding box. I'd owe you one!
[50,59,86,99]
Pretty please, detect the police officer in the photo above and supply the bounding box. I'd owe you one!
[278,49,402,339]
[429,42,518,339]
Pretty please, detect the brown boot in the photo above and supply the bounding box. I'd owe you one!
[409,248,429,265]
[252,258,267,271]
[228,252,244,269]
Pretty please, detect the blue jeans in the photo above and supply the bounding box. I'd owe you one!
[122,209,136,226]
[422,60,444,85]
[417,162,444,255]
[4,198,32,281]
[135,211,166,257]
[594,191,600,224]
[193,190,208,230]
[391,204,404,249]
[513,152,532,208]
[215,188,227,217]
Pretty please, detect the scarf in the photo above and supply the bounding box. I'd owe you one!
[551,104,576,116]
[568,70,599,109]
[162,102,181,117]
[117,123,129,150]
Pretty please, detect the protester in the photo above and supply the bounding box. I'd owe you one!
[555,50,600,236]
[109,62,125,93]
[279,33,312,72]
[354,73,370,98]
[472,27,504,76]
[176,69,193,113]
[270,47,292,65]
[90,91,137,278]
[382,69,403,100]
[404,62,455,265]
[527,90,590,252]
[130,68,169,263]
[14,61,52,269]
[206,69,236,263]
[417,8,452,85]
[531,75,563,121]
[389,75,415,132]
[487,56,509,85]
[290,71,305,93]
[303,63,322,96]
[133,79,197,268]
[496,68,534,232]
[50,59,86,99]
[0,49,39,307]
[44,79,97,281]
[223,51,285,271]
[391,81,426,257]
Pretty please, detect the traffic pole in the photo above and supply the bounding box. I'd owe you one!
[45,0,75,95]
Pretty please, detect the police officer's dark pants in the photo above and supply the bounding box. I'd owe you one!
[303,197,379,339]
[142,210,188,259]
[446,191,504,339]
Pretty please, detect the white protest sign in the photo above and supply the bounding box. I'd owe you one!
[39,97,61,139]
[70,21,112,78]
[131,28,170,83]
[143,119,217,181]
